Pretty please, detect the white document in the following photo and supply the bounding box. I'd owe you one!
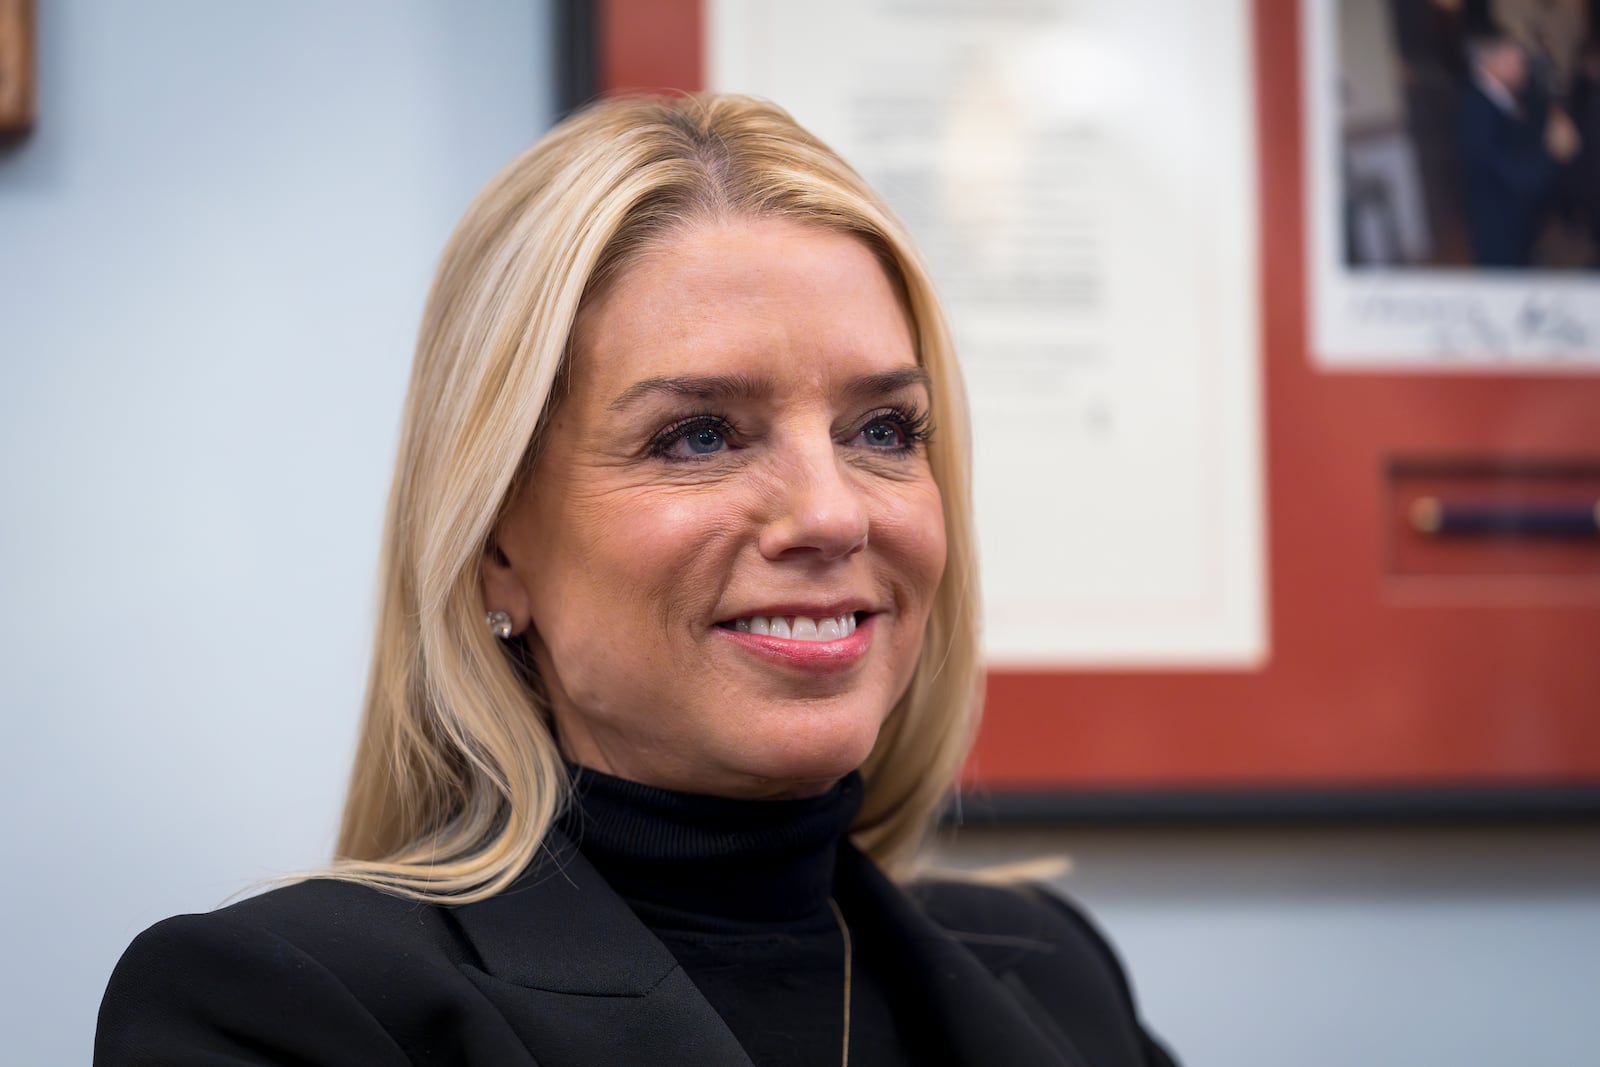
[710,0,1265,666]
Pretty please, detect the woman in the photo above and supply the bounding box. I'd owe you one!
[97,93,1177,1067]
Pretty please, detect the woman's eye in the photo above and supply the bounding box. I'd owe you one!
[861,419,904,448]
[651,417,732,460]
[682,425,724,454]
[855,407,931,452]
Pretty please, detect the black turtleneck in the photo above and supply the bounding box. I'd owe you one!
[559,768,914,1067]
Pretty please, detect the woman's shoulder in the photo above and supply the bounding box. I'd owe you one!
[910,875,1128,971]
[129,875,461,973]
[96,878,474,1065]
[907,876,1180,1067]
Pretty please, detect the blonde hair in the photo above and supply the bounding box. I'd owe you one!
[332,93,982,903]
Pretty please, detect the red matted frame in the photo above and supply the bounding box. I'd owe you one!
[579,0,1600,819]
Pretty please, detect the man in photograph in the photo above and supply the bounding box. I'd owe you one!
[1458,30,1580,267]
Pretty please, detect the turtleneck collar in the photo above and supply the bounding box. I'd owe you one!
[557,766,864,929]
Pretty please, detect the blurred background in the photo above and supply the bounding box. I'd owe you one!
[3,2,1598,1065]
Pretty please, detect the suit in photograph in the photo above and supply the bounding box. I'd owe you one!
[1459,80,1557,266]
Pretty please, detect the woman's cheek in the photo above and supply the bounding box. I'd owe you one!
[878,481,947,577]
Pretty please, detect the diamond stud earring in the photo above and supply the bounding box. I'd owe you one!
[485,611,513,640]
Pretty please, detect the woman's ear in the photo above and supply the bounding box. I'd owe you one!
[480,534,532,636]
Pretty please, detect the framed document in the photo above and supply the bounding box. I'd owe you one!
[708,0,1266,671]
[576,0,1600,819]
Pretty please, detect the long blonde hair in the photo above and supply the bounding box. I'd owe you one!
[332,93,982,903]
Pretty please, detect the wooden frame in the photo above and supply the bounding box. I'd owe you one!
[0,0,33,136]
[567,0,1600,821]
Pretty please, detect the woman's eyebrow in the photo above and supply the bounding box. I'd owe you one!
[607,366,930,411]
[844,367,931,400]
[608,373,769,411]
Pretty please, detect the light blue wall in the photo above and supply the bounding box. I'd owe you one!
[934,825,1600,1067]
[3,5,1596,1067]
[0,3,552,1064]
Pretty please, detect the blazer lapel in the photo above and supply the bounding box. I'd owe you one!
[448,830,754,1067]
[835,842,1088,1067]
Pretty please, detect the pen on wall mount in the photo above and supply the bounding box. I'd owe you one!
[1410,497,1600,539]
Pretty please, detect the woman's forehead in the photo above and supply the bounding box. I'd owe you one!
[567,218,920,400]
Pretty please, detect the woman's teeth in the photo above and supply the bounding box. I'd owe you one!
[728,614,858,641]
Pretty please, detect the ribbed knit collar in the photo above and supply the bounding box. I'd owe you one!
[558,766,863,928]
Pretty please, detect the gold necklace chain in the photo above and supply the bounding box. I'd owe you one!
[826,896,852,1067]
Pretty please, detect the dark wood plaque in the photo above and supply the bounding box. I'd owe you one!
[0,0,34,135]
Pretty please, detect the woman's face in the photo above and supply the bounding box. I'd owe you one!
[483,218,947,799]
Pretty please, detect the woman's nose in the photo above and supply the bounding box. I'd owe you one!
[758,448,870,562]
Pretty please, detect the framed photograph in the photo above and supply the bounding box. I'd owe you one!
[1305,0,1600,369]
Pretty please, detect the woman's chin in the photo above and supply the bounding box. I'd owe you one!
[721,727,881,799]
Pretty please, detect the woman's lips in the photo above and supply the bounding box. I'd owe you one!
[714,613,875,670]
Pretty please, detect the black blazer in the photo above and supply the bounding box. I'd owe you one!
[97,833,1177,1066]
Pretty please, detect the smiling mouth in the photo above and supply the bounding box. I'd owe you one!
[717,613,864,642]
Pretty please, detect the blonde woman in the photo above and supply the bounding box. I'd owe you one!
[96,94,1177,1067]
